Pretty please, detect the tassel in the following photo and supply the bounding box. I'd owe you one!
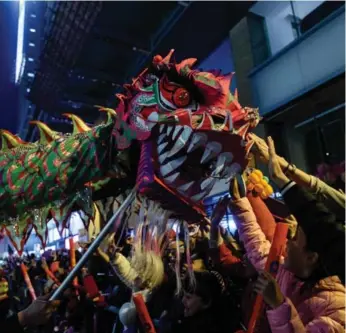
[184,222,196,289]
[175,221,182,296]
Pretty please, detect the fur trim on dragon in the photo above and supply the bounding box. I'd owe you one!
[0,50,260,255]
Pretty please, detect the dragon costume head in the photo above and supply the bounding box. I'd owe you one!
[0,50,259,252]
[111,49,259,203]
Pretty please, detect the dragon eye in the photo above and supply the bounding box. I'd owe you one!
[172,88,191,108]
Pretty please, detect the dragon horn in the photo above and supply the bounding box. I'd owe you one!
[219,72,234,92]
[0,130,28,150]
[162,49,175,64]
[175,58,198,75]
[234,88,239,101]
[62,113,91,134]
[29,121,60,144]
[96,105,117,124]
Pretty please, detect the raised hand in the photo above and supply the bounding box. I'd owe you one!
[267,137,290,188]
[249,133,270,164]
[253,270,285,309]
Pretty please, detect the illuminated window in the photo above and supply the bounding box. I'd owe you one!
[30,14,36,18]
[29,28,36,33]
[28,57,34,62]
[29,42,35,47]
[27,72,34,78]
[27,88,30,93]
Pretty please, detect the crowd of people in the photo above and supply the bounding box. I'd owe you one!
[0,135,345,333]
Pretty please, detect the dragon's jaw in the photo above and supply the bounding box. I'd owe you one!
[153,124,247,203]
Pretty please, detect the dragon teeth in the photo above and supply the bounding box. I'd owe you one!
[187,133,208,153]
[211,152,234,177]
[172,125,183,141]
[164,172,180,184]
[191,191,208,202]
[229,163,241,175]
[200,178,216,191]
[177,181,194,192]
[200,141,222,164]
[157,133,166,145]
[157,142,168,154]
[167,126,193,158]
[160,156,187,177]
[222,162,241,179]
[166,126,174,136]
[158,152,168,164]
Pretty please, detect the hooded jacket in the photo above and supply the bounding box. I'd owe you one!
[231,184,345,333]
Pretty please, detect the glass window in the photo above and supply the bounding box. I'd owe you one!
[29,42,35,47]
[30,14,36,18]
[28,57,34,62]
[29,28,36,33]
[27,72,34,78]
[250,1,325,56]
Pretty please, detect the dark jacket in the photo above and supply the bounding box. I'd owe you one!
[169,309,228,333]
[1,315,24,333]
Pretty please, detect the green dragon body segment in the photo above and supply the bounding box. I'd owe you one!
[0,120,115,217]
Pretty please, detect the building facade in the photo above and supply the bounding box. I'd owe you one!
[16,0,47,140]
[229,1,345,174]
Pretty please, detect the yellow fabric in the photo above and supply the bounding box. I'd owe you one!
[88,203,101,240]
[310,176,345,208]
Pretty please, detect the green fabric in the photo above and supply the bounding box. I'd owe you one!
[0,122,114,219]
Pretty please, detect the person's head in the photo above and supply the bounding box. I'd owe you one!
[31,258,37,267]
[284,199,345,282]
[182,271,224,317]
[284,226,318,278]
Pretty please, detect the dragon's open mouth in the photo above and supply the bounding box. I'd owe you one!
[153,123,247,202]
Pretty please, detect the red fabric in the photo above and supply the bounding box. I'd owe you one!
[50,261,60,274]
[247,192,276,243]
[209,243,250,277]
[133,293,156,333]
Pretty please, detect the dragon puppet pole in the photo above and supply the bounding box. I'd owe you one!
[50,187,136,301]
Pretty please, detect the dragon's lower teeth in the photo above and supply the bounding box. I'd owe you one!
[164,172,179,184]
[200,178,214,190]
[177,181,194,192]
[211,152,234,177]
[160,156,187,177]
[191,191,207,202]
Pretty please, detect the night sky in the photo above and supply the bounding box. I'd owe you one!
[0,1,19,133]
